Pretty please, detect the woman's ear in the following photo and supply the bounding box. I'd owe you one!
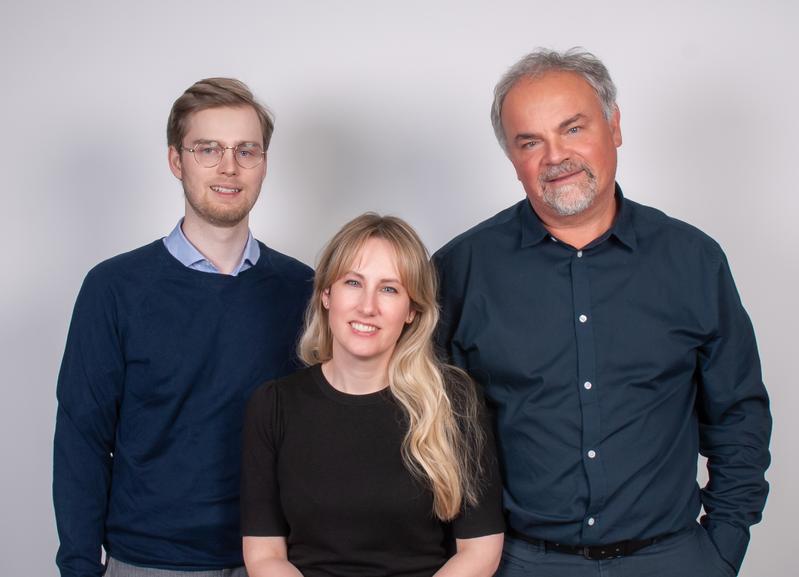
[322,288,330,309]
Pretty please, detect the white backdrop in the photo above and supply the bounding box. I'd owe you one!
[0,1,795,575]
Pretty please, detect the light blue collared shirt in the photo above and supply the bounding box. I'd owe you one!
[162,219,260,276]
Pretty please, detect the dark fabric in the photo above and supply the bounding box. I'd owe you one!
[497,524,736,577]
[433,186,770,574]
[241,364,505,577]
[54,240,313,577]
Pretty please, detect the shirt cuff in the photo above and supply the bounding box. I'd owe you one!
[702,519,749,574]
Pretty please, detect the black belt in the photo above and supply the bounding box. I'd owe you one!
[509,529,666,560]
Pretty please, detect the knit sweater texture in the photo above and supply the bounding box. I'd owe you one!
[54,239,313,577]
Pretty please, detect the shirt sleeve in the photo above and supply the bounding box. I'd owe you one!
[451,395,506,539]
[697,251,772,574]
[432,249,467,369]
[240,383,289,536]
[53,268,125,577]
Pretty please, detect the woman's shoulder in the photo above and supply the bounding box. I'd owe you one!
[249,365,321,407]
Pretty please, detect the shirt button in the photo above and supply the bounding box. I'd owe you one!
[579,314,588,323]
[587,450,597,459]
[577,250,583,258]
[584,381,593,390]
[588,517,596,526]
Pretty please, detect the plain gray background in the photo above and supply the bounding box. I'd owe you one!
[1,1,795,575]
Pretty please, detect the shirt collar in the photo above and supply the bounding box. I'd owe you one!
[519,200,551,247]
[163,219,260,275]
[519,183,637,251]
[607,184,637,251]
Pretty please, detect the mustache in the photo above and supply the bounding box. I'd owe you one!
[540,161,595,183]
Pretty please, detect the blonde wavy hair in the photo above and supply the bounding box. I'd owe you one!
[298,213,486,520]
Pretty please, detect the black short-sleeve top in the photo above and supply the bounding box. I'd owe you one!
[241,364,504,577]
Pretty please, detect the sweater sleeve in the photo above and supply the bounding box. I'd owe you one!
[240,383,289,536]
[53,268,126,577]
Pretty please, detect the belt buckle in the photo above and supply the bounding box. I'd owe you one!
[582,545,623,560]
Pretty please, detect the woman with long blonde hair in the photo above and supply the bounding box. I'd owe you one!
[241,213,504,576]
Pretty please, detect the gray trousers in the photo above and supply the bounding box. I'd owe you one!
[104,557,247,577]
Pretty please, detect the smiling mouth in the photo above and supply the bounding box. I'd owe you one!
[350,321,378,333]
[546,169,584,184]
[211,185,242,193]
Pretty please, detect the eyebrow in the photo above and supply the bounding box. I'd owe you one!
[513,113,587,143]
[344,270,402,284]
[559,113,586,130]
[191,139,262,147]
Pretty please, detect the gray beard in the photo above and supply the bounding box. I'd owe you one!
[540,163,597,216]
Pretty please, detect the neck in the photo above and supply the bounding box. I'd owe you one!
[322,354,390,395]
[181,214,250,275]
[538,192,617,249]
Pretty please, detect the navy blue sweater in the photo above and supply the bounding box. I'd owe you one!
[54,239,313,577]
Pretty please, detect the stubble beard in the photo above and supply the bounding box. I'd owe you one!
[540,161,597,217]
[183,183,256,228]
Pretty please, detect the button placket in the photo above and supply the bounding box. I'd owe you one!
[571,248,606,542]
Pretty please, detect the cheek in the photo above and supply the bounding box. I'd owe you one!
[513,157,540,182]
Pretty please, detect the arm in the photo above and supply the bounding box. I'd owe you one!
[432,249,467,369]
[697,252,771,574]
[241,385,297,573]
[53,269,125,577]
[243,537,303,577]
[433,533,504,577]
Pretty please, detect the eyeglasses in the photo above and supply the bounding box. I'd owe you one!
[181,141,265,169]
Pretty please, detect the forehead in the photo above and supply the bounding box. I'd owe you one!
[183,105,263,143]
[502,71,603,127]
[348,237,402,277]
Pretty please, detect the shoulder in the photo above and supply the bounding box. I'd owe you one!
[627,199,726,265]
[433,201,527,263]
[79,240,166,297]
[255,242,314,284]
[250,365,318,407]
[87,240,164,278]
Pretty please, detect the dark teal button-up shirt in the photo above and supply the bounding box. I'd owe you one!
[433,186,771,572]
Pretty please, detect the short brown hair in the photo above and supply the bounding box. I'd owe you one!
[166,78,275,150]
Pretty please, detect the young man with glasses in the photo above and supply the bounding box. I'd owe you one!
[53,78,313,577]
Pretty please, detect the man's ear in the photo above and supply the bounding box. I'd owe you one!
[610,105,622,148]
[168,145,183,180]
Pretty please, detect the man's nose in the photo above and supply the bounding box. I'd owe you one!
[543,138,569,165]
[217,147,238,175]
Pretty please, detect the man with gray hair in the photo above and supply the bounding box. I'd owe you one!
[434,48,771,576]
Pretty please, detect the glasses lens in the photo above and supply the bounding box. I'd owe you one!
[234,143,264,168]
[193,143,223,167]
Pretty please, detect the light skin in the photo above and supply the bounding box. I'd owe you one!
[501,71,623,249]
[322,237,416,395]
[167,105,267,274]
[243,237,503,576]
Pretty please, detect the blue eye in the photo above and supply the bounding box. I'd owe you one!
[381,286,399,294]
[344,279,360,287]
[567,126,581,134]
